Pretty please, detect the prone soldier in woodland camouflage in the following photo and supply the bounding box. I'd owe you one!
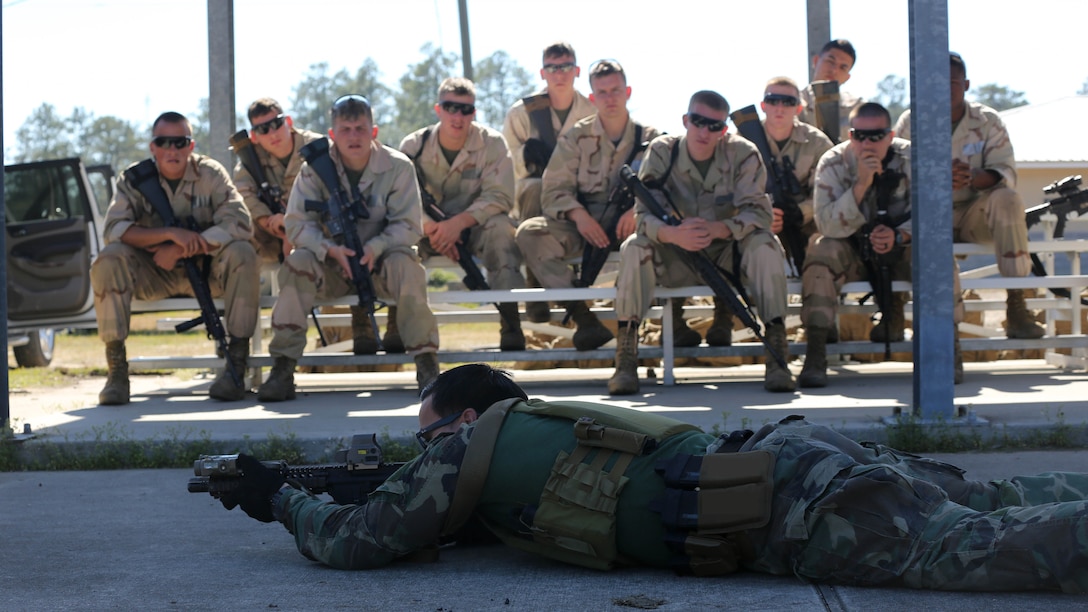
[400,77,526,351]
[91,112,259,405]
[258,95,440,400]
[894,52,1044,340]
[220,363,1088,594]
[515,59,660,351]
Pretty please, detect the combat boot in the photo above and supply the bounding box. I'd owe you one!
[98,340,130,405]
[497,303,527,351]
[608,324,640,395]
[258,357,297,402]
[566,301,614,351]
[209,337,249,401]
[670,299,701,347]
[705,297,734,347]
[414,352,441,392]
[1005,288,1045,339]
[382,306,405,354]
[524,270,551,323]
[763,320,795,393]
[869,293,907,344]
[954,333,964,385]
[798,326,829,388]
[351,305,380,355]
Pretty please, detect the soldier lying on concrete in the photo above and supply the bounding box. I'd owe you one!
[221,364,1088,593]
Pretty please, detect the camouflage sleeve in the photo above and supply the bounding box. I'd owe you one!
[233,158,274,221]
[722,138,772,240]
[205,160,253,250]
[102,174,142,245]
[285,163,336,261]
[635,136,675,244]
[503,102,531,181]
[893,109,912,141]
[464,130,515,224]
[813,146,867,239]
[273,428,470,570]
[978,111,1016,188]
[366,156,424,259]
[540,129,585,221]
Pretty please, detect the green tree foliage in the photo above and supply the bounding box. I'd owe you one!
[77,116,146,171]
[970,83,1028,111]
[289,60,393,135]
[872,74,908,124]
[473,50,534,129]
[388,44,459,146]
[14,103,78,162]
[13,104,145,170]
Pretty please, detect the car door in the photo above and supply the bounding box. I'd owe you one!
[5,158,102,328]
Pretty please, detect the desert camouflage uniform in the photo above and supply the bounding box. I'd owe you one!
[399,122,524,290]
[895,103,1030,277]
[232,127,324,263]
[267,139,438,359]
[762,118,835,237]
[91,155,259,342]
[615,134,788,323]
[272,406,1088,593]
[502,88,595,220]
[802,138,964,329]
[515,115,660,289]
[799,85,864,144]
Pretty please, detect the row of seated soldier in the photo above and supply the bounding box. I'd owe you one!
[88,40,1049,406]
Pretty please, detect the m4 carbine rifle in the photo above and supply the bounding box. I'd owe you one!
[299,138,384,350]
[1023,174,1088,306]
[852,169,908,361]
[188,434,405,506]
[730,105,807,276]
[619,165,787,368]
[229,130,286,215]
[125,159,241,387]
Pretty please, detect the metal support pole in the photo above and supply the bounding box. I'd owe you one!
[458,0,473,80]
[1,9,9,432]
[806,0,831,81]
[207,0,236,169]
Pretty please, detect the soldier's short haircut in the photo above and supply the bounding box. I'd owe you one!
[420,364,528,417]
[247,98,284,123]
[820,39,857,65]
[688,90,730,116]
[438,77,476,100]
[588,59,626,87]
[542,41,577,63]
[764,76,800,96]
[950,52,967,78]
[850,102,892,128]
[151,111,192,135]
[329,94,374,124]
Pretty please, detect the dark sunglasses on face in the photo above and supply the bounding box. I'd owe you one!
[152,136,193,149]
[687,112,726,132]
[252,114,286,135]
[439,100,476,116]
[542,62,576,74]
[415,409,467,449]
[850,128,890,143]
[763,94,800,107]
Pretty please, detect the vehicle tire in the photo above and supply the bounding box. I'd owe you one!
[14,328,55,368]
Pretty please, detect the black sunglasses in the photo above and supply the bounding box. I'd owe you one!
[439,100,476,116]
[252,114,286,135]
[152,136,193,149]
[850,128,890,143]
[763,94,800,107]
[415,409,467,449]
[688,112,726,132]
[542,62,576,74]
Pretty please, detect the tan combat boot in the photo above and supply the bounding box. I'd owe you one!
[608,324,640,395]
[98,340,130,405]
[209,337,249,401]
[1005,288,1045,339]
[869,293,908,344]
[351,305,380,354]
[382,306,405,354]
[763,320,796,392]
[414,352,441,392]
[258,357,297,402]
[566,301,614,351]
[497,303,526,351]
[670,299,701,347]
[798,326,829,388]
[705,297,734,347]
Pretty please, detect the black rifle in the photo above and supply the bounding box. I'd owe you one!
[852,169,908,361]
[730,105,808,276]
[299,138,384,350]
[619,165,787,368]
[810,80,841,144]
[125,159,241,387]
[229,130,286,215]
[188,434,405,506]
[1024,175,1088,306]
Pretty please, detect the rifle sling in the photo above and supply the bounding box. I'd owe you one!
[524,93,558,154]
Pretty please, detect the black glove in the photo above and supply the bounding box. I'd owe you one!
[219,453,286,523]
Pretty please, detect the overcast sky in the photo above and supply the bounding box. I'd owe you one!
[3,0,1086,160]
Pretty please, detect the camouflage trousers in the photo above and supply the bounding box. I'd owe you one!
[514,215,594,289]
[267,246,438,359]
[614,231,788,322]
[513,177,543,222]
[419,214,525,290]
[90,241,259,343]
[742,418,1088,592]
[252,225,285,265]
[800,236,965,329]
[953,187,1032,278]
